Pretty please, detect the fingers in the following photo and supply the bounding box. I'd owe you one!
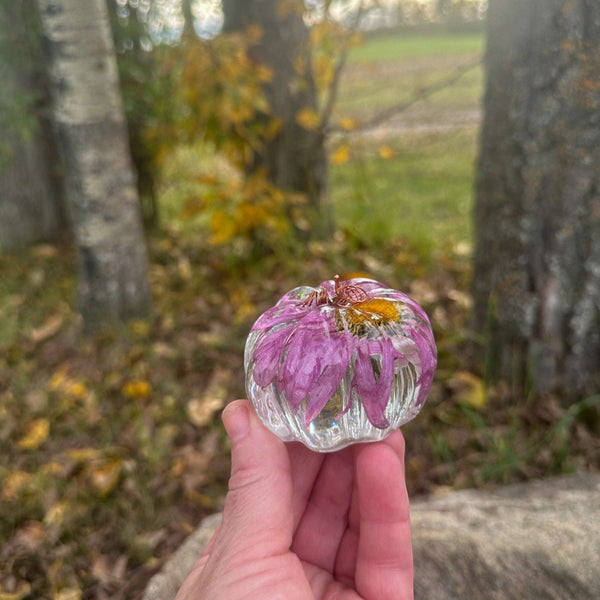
[287,442,324,528]
[291,446,355,571]
[217,400,294,557]
[333,479,359,586]
[355,439,413,600]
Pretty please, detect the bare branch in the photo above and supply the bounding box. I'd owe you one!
[330,56,482,135]
[318,0,366,130]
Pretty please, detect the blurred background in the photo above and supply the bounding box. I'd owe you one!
[1,0,599,598]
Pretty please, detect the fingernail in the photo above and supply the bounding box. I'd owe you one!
[222,403,250,441]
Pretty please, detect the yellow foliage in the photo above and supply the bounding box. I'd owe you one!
[256,65,274,83]
[378,145,395,160]
[122,380,152,399]
[210,209,238,245]
[331,145,351,165]
[295,107,320,131]
[314,54,334,90]
[340,117,358,131]
[18,418,50,451]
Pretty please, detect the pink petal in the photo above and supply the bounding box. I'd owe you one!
[304,363,347,425]
[303,334,355,424]
[252,325,293,387]
[251,303,310,331]
[351,338,402,429]
[280,325,326,409]
[407,325,437,407]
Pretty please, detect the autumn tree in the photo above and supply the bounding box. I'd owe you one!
[37,0,152,328]
[0,0,68,251]
[222,0,331,237]
[473,0,600,400]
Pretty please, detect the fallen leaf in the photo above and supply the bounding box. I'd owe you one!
[18,418,50,450]
[55,588,81,600]
[186,369,230,426]
[67,447,102,464]
[187,397,223,427]
[28,314,64,344]
[0,581,31,600]
[122,380,152,399]
[44,501,69,528]
[449,372,487,409]
[1,471,32,500]
[89,458,123,497]
[446,288,473,310]
[30,244,59,258]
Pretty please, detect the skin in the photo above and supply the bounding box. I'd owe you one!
[176,399,413,600]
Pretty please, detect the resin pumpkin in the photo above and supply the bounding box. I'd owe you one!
[244,276,436,452]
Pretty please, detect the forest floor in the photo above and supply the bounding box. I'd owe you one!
[1,32,599,600]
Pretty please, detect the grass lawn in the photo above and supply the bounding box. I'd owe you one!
[337,31,484,124]
[350,31,484,62]
[330,127,477,262]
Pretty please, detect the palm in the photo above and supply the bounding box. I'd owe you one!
[286,433,413,600]
[176,407,412,600]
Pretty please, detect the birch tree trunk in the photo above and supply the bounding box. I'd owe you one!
[222,0,332,237]
[473,0,600,401]
[37,0,152,328]
[0,0,68,251]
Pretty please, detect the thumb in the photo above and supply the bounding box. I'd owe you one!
[218,399,294,556]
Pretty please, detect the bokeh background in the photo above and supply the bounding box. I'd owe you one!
[1,1,599,598]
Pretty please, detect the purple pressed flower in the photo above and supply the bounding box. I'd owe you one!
[248,276,437,429]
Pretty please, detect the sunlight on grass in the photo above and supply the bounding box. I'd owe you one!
[350,32,484,62]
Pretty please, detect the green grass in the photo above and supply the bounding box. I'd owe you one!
[350,32,484,62]
[330,128,477,261]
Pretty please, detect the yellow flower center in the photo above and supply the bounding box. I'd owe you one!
[335,299,402,336]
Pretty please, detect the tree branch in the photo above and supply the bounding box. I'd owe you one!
[318,0,366,130]
[330,56,482,134]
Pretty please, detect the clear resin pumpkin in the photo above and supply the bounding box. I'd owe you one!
[244,277,437,452]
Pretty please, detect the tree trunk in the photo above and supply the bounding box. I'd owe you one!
[181,0,196,37]
[473,0,600,401]
[37,0,152,328]
[222,0,332,238]
[0,0,68,251]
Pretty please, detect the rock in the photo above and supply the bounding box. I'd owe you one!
[143,474,600,600]
[143,513,222,600]
[411,473,600,599]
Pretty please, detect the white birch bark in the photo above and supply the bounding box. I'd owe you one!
[36,0,152,328]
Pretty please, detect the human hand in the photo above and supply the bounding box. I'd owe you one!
[175,399,413,600]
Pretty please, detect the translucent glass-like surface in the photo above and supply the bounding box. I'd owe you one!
[244,277,436,452]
